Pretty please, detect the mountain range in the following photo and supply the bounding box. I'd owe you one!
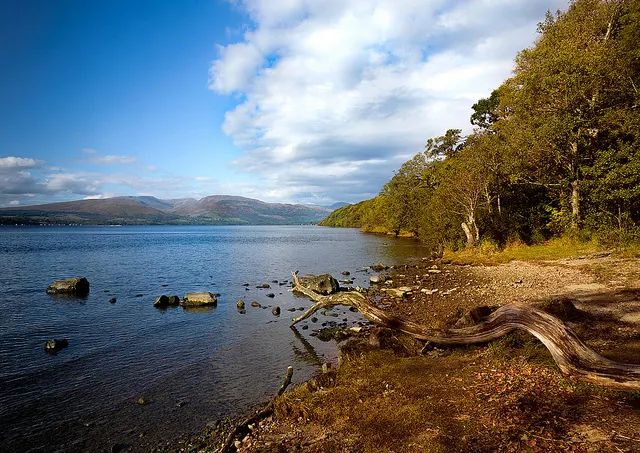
[0,195,342,225]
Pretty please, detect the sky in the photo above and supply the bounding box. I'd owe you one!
[0,0,568,208]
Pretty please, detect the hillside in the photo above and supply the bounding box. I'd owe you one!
[0,195,333,225]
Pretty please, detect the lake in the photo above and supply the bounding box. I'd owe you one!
[0,225,426,452]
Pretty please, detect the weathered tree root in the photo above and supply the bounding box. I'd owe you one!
[290,272,640,391]
[219,366,294,453]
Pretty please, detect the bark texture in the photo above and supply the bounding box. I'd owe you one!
[291,272,640,391]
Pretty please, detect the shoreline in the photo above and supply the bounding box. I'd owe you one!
[208,253,640,453]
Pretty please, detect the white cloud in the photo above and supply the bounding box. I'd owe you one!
[0,157,42,170]
[89,154,138,165]
[210,0,567,204]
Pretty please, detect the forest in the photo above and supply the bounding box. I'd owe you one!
[321,0,640,250]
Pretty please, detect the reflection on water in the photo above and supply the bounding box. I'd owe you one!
[0,225,426,452]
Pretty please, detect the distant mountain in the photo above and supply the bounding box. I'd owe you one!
[326,202,349,210]
[0,195,333,225]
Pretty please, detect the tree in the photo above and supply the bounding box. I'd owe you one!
[470,90,500,131]
[498,0,633,231]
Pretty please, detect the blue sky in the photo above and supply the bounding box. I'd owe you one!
[0,0,567,207]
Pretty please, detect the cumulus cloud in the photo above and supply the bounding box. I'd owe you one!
[0,156,43,171]
[88,154,138,165]
[210,0,567,204]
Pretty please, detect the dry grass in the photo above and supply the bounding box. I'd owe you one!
[443,237,601,266]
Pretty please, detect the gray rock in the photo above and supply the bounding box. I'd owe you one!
[153,295,170,307]
[296,274,340,295]
[46,277,90,296]
[180,292,218,307]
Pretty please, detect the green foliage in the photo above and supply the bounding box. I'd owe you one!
[320,0,640,250]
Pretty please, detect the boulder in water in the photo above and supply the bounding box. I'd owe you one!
[46,277,90,296]
[296,274,339,295]
[153,295,170,307]
[180,292,218,307]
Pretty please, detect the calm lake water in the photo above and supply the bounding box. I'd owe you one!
[0,225,426,452]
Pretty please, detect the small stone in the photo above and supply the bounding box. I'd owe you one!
[257,284,271,289]
[135,294,144,297]
[136,396,149,406]
[250,301,261,307]
[153,295,169,307]
[311,317,318,323]
[266,293,275,298]
[237,300,246,309]
[370,275,386,284]
[272,306,281,316]
[44,339,69,354]
[301,325,309,330]
[109,297,117,304]
[342,271,350,276]
[167,295,180,306]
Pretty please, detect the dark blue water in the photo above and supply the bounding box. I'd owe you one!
[0,225,425,452]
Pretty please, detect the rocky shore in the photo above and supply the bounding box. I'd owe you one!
[155,253,640,453]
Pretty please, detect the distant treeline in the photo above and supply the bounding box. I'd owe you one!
[321,0,640,249]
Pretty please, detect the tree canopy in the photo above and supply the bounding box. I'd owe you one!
[321,0,640,249]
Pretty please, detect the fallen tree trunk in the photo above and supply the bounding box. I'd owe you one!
[290,272,640,391]
[219,366,293,453]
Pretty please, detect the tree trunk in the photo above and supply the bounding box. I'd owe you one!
[462,212,479,246]
[290,273,640,391]
[571,179,580,231]
[570,143,580,231]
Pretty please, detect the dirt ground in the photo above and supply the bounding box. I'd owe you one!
[176,255,640,453]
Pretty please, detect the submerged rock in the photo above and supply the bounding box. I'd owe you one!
[272,306,281,316]
[167,295,180,306]
[296,274,340,295]
[109,297,117,304]
[44,339,69,354]
[180,292,218,307]
[46,277,90,296]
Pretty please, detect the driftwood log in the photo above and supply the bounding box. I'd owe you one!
[290,272,640,391]
[219,366,293,453]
